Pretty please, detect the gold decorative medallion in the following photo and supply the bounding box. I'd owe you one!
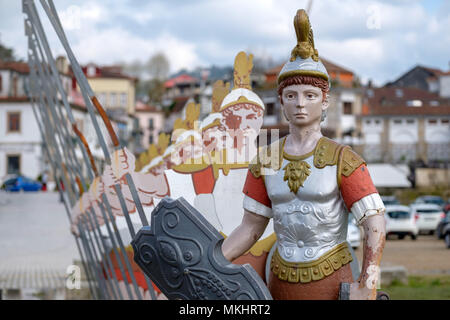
[283,160,311,194]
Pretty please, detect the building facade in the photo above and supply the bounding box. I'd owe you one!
[358,86,450,164]
[135,101,164,153]
[0,60,44,180]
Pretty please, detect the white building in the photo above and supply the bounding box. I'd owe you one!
[0,60,44,180]
[0,59,131,183]
[358,87,450,164]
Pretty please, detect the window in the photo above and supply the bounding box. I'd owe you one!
[266,102,275,116]
[149,134,154,144]
[7,155,20,174]
[395,89,403,98]
[98,92,107,106]
[12,75,18,97]
[430,100,439,106]
[441,119,449,124]
[428,119,437,125]
[149,118,154,130]
[7,112,21,132]
[406,119,415,124]
[406,100,422,107]
[120,93,127,107]
[0,74,2,92]
[87,65,96,77]
[110,93,117,107]
[365,120,371,124]
[343,102,352,115]
[375,119,380,124]
[393,119,402,124]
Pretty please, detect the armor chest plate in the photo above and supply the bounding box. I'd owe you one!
[265,155,348,263]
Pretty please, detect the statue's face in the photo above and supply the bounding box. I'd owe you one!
[281,84,327,127]
[287,165,301,179]
[221,104,263,134]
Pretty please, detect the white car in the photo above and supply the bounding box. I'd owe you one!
[347,214,361,249]
[385,205,418,240]
[411,203,446,235]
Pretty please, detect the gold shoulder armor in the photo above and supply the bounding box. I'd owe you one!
[313,137,345,168]
[338,146,366,178]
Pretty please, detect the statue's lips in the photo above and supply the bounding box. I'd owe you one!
[294,113,308,118]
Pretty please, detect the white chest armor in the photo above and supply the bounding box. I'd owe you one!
[265,155,348,263]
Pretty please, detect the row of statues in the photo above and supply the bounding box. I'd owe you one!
[69,9,386,300]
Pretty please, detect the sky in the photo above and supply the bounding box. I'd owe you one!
[0,0,449,86]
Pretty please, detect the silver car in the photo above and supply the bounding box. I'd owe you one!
[411,203,446,235]
[385,205,418,240]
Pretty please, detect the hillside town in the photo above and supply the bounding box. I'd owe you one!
[1,50,449,190]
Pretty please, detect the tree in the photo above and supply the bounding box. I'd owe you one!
[146,52,169,81]
[146,53,170,104]
[0,41,15,61]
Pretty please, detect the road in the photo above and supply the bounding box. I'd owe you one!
[0,191,80,292]
[1,190,449,297]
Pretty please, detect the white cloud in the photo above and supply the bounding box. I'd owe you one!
[71,27,200,73]
[1,0,449,85]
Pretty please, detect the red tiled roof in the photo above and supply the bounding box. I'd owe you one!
[79,64,136,80]
[0,60,30,74]
[363,87,450,116]
[422,66,450,77]
[0,97,29,102]
[164,74,198,88]
[171,96,190,113]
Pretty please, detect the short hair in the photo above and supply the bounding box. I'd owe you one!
[278,75,329,104]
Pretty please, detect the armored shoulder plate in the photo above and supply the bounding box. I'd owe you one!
[313,137,345,169]
[338,147,366,178]
[131,197,272,300]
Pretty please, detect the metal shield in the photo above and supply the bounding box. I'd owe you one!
[131,197,272,300]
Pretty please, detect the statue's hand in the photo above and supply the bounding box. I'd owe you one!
[111,147,136,179]
[349,281,377,300]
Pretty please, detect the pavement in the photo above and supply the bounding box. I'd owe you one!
[0,191,80,296]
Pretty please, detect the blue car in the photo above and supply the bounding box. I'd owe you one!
[2,175,42,192]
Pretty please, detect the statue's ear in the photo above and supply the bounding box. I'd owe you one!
[322,93,330,111]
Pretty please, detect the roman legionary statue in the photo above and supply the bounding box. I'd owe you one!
[221,9,386,300]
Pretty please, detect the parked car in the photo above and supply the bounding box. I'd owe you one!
[413,195,445,209]
[436,212,450,239]
[381,195,400,206]
[444,203,450,214]
[411,203,446,235]
[347,214,361,250]
[2,175,42,192]
[443,224,450,249]
[385,205,418,240]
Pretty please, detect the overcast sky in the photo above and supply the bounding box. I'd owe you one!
[1,0,449,86]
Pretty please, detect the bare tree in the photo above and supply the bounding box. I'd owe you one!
[146,52,169,81]
[146,53,170,104]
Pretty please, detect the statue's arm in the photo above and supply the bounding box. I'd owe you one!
[350,213,386,299]
[221,209,270,262]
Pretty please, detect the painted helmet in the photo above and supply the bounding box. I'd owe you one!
[277,9,329,85]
